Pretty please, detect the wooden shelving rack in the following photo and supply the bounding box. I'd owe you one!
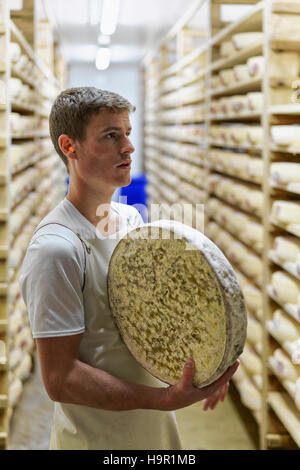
[142,0,300,450]
[0,0,67,449]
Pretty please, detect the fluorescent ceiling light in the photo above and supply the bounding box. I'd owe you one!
[100,0,120,36]
[96,47,111,70]
[98,33,111,46]
[89,0,100,26]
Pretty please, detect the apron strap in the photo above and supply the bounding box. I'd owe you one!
[33,222,91,292]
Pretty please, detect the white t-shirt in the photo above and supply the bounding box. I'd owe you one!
[19,197,144,339]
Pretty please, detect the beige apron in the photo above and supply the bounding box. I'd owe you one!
[33,208,182,450]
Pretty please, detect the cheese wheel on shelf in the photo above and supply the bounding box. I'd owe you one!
[232,361,248,383]
[227,240,248,265]
[245,220,263,245]
[273,235,300,262]
[206,221,222,240]
[240,252,263,282]
[270,349,300,382]
[230,95,249,114]
[219,97,232,114]
[237,376,262,411]
[267,309,300,343]
[232,32,264,50]
[210,100,221,114]
[233,64,250,82]
[212,75,221,89]
[243,188,263,215]
[272,200,300,225]
[271,162,300,185]
[247,315,263,345]
[108,220,247,388]
[220,40,236,58]
[247,92,263,111]
[240,343,262,375]
[229,126,249,146]
[219,69,235,87]
[247,126,263,146]
[246,158,263,182]
[271,126,300,147]
[243,283,262,312]
[230,211,249,234]
[247,56,265,77]
[248,51,300,79]
[271,270,300,304]
[215,230,234,253]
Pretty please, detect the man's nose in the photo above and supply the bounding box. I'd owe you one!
[121,136,135,154]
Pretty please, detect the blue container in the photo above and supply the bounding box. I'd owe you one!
[119,173,148,222]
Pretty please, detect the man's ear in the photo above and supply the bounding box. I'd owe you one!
[58,134,77,160]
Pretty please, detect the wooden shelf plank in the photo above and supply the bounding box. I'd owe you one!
[270,217,300,240]
[270,105,300,116]
[209,110,261,121]
[268,392,300,447]
[210,77,262,97]
[269,250,300,280]
[270,180,300,196]
[211,41,263,72]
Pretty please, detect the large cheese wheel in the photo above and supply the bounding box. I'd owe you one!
[108,220,247,388]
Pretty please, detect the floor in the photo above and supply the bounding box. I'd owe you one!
[8,352,257,450]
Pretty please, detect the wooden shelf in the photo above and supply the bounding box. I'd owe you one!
[271,144,300,155]
[271,217,300,240]
[211,41,263,72]
[270,180,300,196]
[209,139,262,152]
[270,105,300,116]
[269,250,300,281]
[268,392,300,448]
[210,77,262,97]
[143,0,300,449]
[209,110,261,121]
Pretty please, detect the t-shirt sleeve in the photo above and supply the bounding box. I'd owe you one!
[19,233,86,339]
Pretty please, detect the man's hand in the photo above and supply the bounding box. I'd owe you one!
[162,358,239,411]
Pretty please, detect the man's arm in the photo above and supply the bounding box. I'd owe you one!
[37,334,239,412]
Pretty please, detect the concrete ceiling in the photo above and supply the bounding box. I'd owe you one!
[45,0,199,65]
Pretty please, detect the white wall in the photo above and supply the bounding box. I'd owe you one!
[67,62,144,178]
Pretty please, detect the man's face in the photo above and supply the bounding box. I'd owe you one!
[73,108,135,190]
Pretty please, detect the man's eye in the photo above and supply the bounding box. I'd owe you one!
[107,133,117,139]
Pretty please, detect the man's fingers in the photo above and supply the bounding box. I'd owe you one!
[180,358,195,389]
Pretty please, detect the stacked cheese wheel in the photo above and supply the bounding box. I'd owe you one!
[108,220,247,388]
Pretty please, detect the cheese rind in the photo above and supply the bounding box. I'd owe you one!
[108,220,247,388]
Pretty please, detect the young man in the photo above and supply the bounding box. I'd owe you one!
[20,87,238,450]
